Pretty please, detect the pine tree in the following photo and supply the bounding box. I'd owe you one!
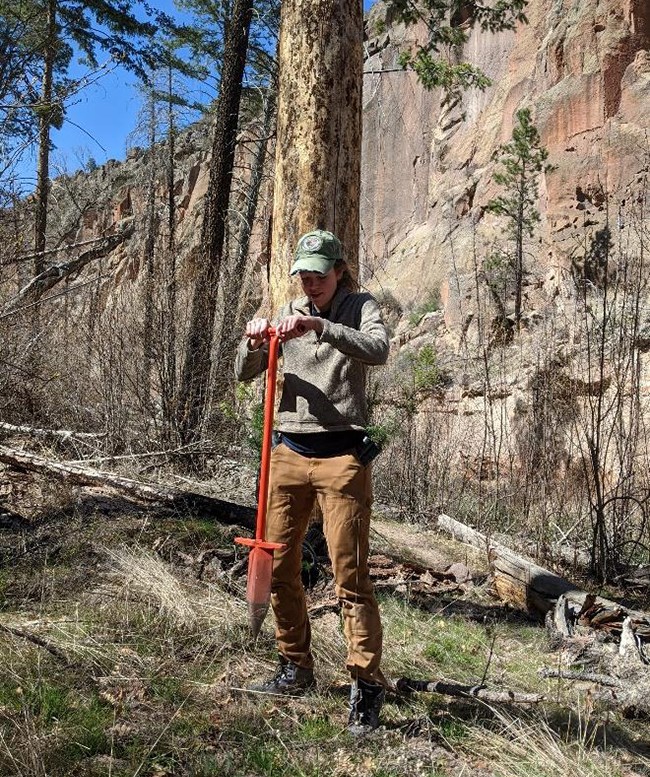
[176,0,255,446]
[486,108,552,328]
[386,0,528,96]
[0,0,169,267]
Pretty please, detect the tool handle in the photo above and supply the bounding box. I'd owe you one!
[255,331,280,542]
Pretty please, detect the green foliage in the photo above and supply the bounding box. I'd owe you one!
[173,0,279,99]
[366,421,397,448]
[374,18,387,35]
[408,288,441,326]
[247,400,265,458]
[487,108,551,238]
[298,715,339,742]
[0,0,171,187]
[399,49,491,93]
[245,743,285,775]
[221,382,264,460]
[0,677,112,765]
[423,618,486,675]
[388,0,528,95]
[410,344,443,392]
[485,108,553,326]
[438,718,470,744]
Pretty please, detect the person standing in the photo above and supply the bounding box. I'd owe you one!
[235,229,389,735]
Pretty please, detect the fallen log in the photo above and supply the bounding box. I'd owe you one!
[0,421,106,444]
[0,445,255,529]
[0,623,70,666]
[396,677,543,704]
[436,513,649,623]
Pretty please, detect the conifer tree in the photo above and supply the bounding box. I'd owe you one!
[0,0,168,267]
[486,107,552,328]
[387,0,528,96]
[176,0,255,446]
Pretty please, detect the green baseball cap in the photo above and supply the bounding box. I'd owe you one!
[289,230,343,275]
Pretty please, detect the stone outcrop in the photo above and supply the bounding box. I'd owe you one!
[357,0,650,492]
[360,0,650,329]
[40,0,649,338]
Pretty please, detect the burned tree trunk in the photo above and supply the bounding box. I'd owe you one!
[269,0,364,310]
[175,0,254,445]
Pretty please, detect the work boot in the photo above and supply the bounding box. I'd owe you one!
[248,658,316,695]
[347,678,385,736]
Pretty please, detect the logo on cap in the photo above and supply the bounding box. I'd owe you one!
[301,235,323,252]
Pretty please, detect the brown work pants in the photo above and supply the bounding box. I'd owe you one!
[266,443,384,684]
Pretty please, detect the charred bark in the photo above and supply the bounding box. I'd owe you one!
[176,0,254,445]
[269,0,364,311]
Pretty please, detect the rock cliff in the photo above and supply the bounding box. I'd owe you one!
[360,0,649,328]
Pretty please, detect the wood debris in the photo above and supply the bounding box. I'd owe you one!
[396,677,543,705]
[0,444,256,528]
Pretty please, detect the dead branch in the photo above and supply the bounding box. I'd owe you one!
[0,623,70,665]
[65,442,211,466]
[8,234,111,266]
[1,223,134,317]
[0,445,256,529]
[396,677,543,704]
[0,421,106,441]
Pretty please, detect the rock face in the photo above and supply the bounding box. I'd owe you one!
[357,0,650,511]
[42,0,650,336]
[360,0,650,324]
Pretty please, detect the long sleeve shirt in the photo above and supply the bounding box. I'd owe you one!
[234,288,389,433]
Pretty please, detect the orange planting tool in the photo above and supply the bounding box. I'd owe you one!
[235,330,286,638]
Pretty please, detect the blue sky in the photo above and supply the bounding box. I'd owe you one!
[26,1,376,184]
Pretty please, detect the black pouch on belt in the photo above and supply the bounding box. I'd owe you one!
[355,435,382,466]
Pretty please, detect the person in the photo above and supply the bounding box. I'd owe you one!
[234,229,390,735]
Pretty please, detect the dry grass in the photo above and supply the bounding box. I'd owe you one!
[464,705,650,777]
[0,506,649,776]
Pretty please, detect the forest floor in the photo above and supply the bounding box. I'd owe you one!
[1,457,650,777]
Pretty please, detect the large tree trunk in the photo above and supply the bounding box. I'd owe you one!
[161,63,178,446]
[212,88,277,396]
[269,0,364,312]
[175,0,254,445]
[33,0,56,271]
[142,90,157,414]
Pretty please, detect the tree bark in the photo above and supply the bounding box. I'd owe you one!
[212,88,276,396]
[142,89,157,414]
[437,513,650,623]
[269,0,364,312]
[162,62,178,445]
[33,0,56,270]
[176,0,254,445]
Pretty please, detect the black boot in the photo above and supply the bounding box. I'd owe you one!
[248,657,316,695]
[348,678,385,736]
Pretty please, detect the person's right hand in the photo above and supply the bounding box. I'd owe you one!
[245,318,272,350]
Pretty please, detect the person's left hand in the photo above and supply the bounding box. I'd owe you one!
[275,315,323,341]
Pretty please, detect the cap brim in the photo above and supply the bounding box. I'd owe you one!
[289,255,336,276]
